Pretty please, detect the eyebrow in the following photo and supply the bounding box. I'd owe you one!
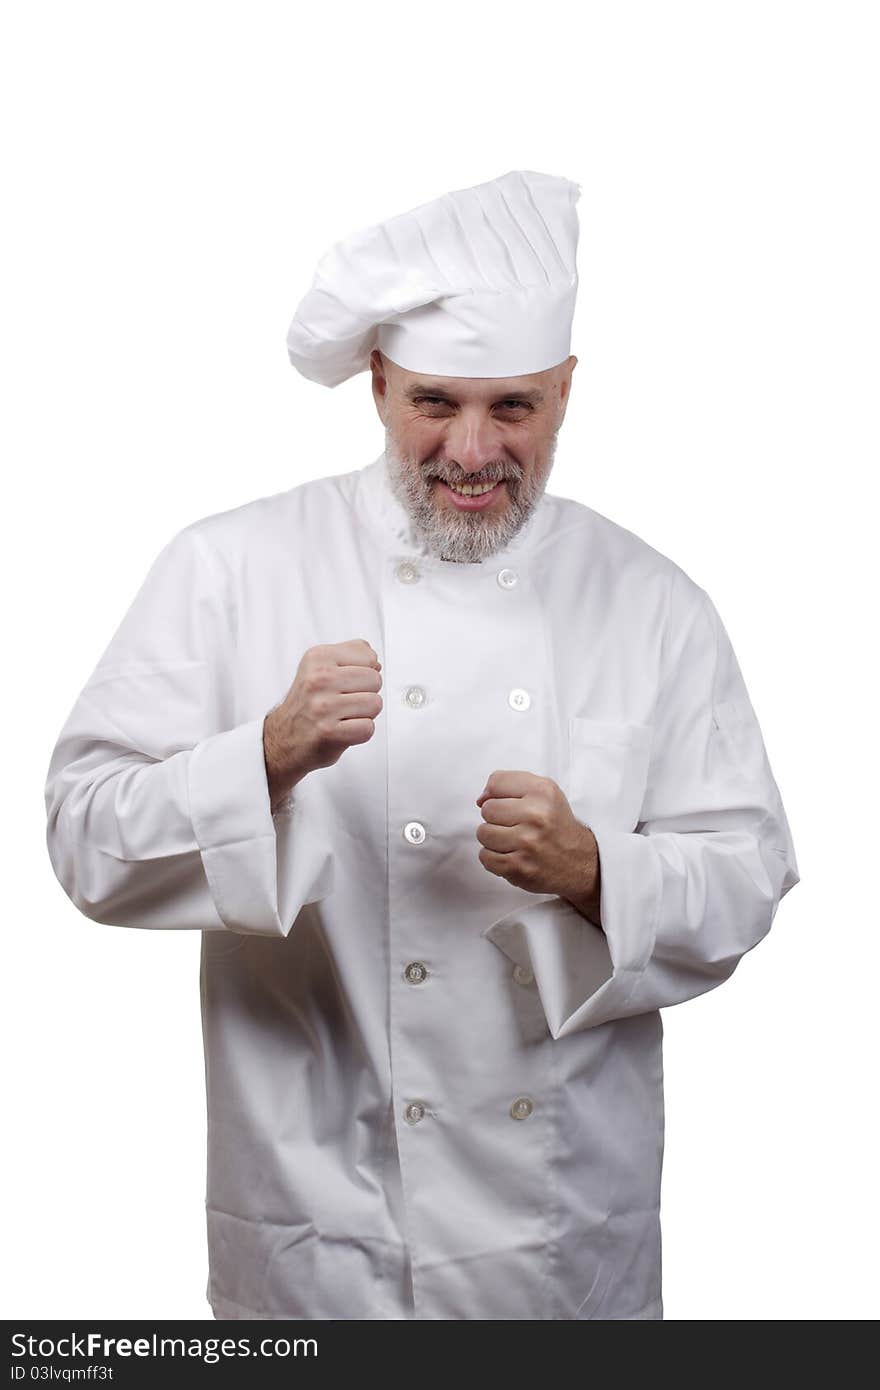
[403,384,545,405]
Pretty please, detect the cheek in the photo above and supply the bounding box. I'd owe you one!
[521,423,555,468]
[529,419,554,448]
[398,420,446,459]
[505,427,543,468]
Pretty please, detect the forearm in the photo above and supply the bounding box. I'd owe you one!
[482,822,796,1040]
[560,824,603,930]
[262,706,317,813]
[263,710,296,811]
[46,717,277,931]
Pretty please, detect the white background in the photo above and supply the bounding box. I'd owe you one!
[3,0,876,1320]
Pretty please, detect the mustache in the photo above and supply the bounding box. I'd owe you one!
[424,466,518,487]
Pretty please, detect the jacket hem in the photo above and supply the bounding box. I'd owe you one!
[207,1287,664,1321]
[209,1288,272,1320]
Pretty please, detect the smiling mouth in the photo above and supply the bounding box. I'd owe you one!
[444,477,501,495]
[435,478,507,510]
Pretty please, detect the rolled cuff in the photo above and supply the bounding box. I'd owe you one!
[188,717,333,938]
[481,828,663,1038]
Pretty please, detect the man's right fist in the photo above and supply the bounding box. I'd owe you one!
[263,639,383,808]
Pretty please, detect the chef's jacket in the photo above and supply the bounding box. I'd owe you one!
[44,450,800,1320]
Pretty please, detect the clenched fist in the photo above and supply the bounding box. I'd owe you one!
[475,770,603,928]
[263,639,383,809]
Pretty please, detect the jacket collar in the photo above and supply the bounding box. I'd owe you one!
[354,450,551,569]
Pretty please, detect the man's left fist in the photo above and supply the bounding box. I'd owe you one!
[475,770,602,924]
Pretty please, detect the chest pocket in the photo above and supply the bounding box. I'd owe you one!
[565,716,654,834]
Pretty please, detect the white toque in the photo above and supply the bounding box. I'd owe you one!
[286,168,581,386]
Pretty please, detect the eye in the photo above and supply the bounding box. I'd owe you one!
[411,396,532,413]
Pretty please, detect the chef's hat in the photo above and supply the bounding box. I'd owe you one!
[286,169,581,387]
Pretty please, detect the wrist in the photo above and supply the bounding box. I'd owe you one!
[262,711,303,810]
[563,825,603,929]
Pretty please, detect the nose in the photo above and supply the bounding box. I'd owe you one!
[442,409,505,476]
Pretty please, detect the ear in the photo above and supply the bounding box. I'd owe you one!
[556,355,577,425]
[370,349,389,425]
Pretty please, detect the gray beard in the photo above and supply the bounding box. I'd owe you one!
[383,428,557,563]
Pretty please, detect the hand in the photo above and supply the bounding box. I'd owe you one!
[263,639,383,808]
[475,770,602,926]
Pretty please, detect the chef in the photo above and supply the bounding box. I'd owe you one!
[44,169,800,1321]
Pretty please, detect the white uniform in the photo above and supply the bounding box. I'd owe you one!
[44,452,800,1320]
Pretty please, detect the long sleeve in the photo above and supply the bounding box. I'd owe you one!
[481,579,800,1039]
[44,524,333,935]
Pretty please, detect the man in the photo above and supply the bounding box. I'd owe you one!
[44,169,800,1320]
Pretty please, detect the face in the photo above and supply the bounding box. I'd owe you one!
[370,349,577,563]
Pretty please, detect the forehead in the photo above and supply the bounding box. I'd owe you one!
[393,361,551,402]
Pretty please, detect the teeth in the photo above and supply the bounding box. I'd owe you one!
[447,480,498,496]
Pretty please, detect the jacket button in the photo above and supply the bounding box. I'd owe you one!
[508,688,531,711]
[513,963,534,986]
[405,1101,427,1124]
[404,685,426,708]
[396,560,421,584]
[497,568,519,589]
[404,961,428,984]
[510,1096,534,1120]
[403,821,426,845]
